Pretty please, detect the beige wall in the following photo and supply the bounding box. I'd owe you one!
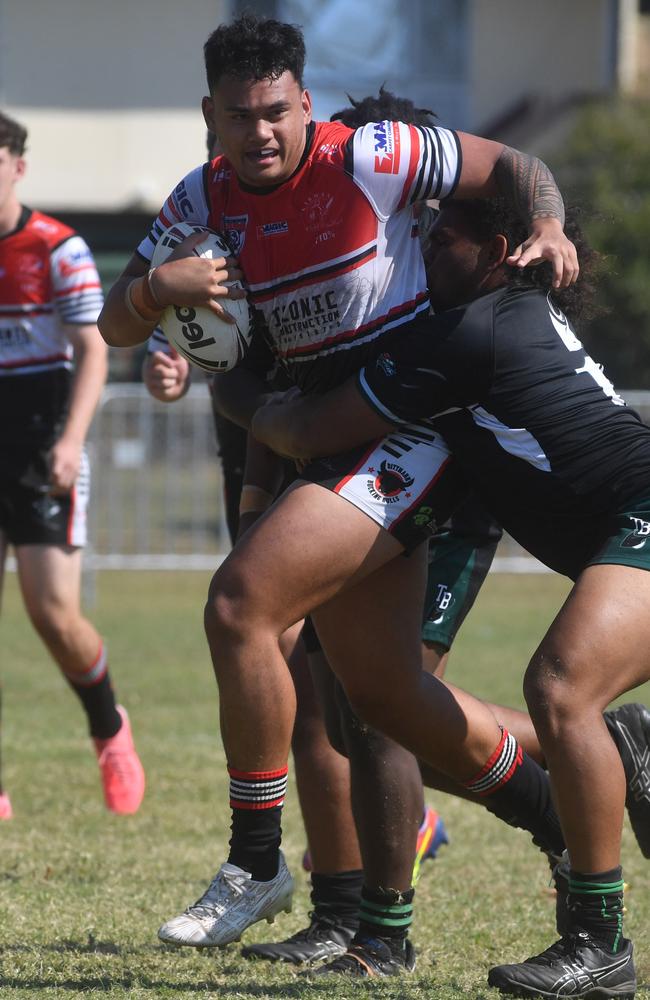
[2,0,230,211]
[469,0,617,127]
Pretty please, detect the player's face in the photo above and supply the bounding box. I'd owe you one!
[0,147,25,211]
[423,205,499,312]
[203,72,312,188]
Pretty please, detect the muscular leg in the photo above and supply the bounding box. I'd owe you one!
[311,545,506,781]
[287,628,361,874]
[524,564,650,873]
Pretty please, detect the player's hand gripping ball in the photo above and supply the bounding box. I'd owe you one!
[151,222,251,374]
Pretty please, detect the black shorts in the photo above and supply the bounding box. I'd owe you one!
[0,446,90,547]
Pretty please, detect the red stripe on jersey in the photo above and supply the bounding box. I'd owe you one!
[249,246,377,305]
[54,281,102,297]
[0,352,70,370]
[333,440,379,495]
[397,126,421,211]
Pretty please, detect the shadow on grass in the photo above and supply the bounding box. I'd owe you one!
[0,977,315,996]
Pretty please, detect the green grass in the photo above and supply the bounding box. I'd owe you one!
[1,571,648,998]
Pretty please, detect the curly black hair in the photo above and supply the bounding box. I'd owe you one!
[204,14,306,93]
[422,198,602,326]
[330,85,436,128]
[0,110,27,157]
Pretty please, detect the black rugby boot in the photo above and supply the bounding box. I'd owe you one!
[241,910,354,965]
[300,934,416,978]
[488,932,636,999]
[604,702,650,858]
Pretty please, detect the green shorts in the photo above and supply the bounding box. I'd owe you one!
[421,509,501,651]
[586,498,650,572]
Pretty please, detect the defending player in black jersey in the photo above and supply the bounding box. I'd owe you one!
[99,12,582,967]
[253,200,650,998]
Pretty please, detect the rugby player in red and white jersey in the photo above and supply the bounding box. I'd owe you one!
[0,111,145,818]
[99,14,579,960]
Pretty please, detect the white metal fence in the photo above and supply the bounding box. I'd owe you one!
[15,385,650,573]
[87,383,228,570]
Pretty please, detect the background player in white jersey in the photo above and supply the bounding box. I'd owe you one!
[98,13,579,965]
[0,111,145,819]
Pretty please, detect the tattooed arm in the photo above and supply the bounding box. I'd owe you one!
[452,132,578,288]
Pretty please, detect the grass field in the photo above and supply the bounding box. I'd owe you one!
[1,570,648,999]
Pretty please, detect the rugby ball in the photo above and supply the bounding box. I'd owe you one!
[150,222,251,374]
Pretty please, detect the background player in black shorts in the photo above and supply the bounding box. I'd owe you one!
[253,199,650,998]
[0,111,145,819]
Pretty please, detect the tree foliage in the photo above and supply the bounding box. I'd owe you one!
[551,98,650,388]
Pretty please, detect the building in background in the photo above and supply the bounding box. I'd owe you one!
[0,0,645,374]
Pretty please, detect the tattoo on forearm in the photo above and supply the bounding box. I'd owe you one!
[495,146,565,225]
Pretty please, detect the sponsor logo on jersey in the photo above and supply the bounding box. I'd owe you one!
[366,459,414,504]
[318,142,339,155]
[223,215,248,255]
[173,178,194,216]
[59,252,93,278]
[621,516,650,549]
[32,219,58,234]
[257,221,289,238]
[373,121,401,175]
[270,291,340,341]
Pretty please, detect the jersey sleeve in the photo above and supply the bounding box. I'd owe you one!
[347,121,461,220]
[146,328,171,354]
[50,235,104,324]
[136,163,211,263]
[356,306,493,423]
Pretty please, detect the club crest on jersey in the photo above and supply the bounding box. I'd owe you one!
[621,516,650,549]
[223,215,248,255]
[300,192,342,234]
[373,121,401,175]
[366,459,414,504]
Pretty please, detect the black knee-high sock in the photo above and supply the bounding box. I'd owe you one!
[63,643,121,739]
[464,728,565,857]
[227,766,288,881]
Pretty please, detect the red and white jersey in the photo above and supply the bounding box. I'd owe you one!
[0,207,103,378]
[138,120,460,392]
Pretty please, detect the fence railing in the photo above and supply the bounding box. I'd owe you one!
[10,385,650,573]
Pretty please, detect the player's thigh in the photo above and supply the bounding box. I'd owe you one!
[15,544,83,620]
[311,541,429,700]
[526,563,650,710]
[210,479,405,635]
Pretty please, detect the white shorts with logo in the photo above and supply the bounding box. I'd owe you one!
[302,422,467,552]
